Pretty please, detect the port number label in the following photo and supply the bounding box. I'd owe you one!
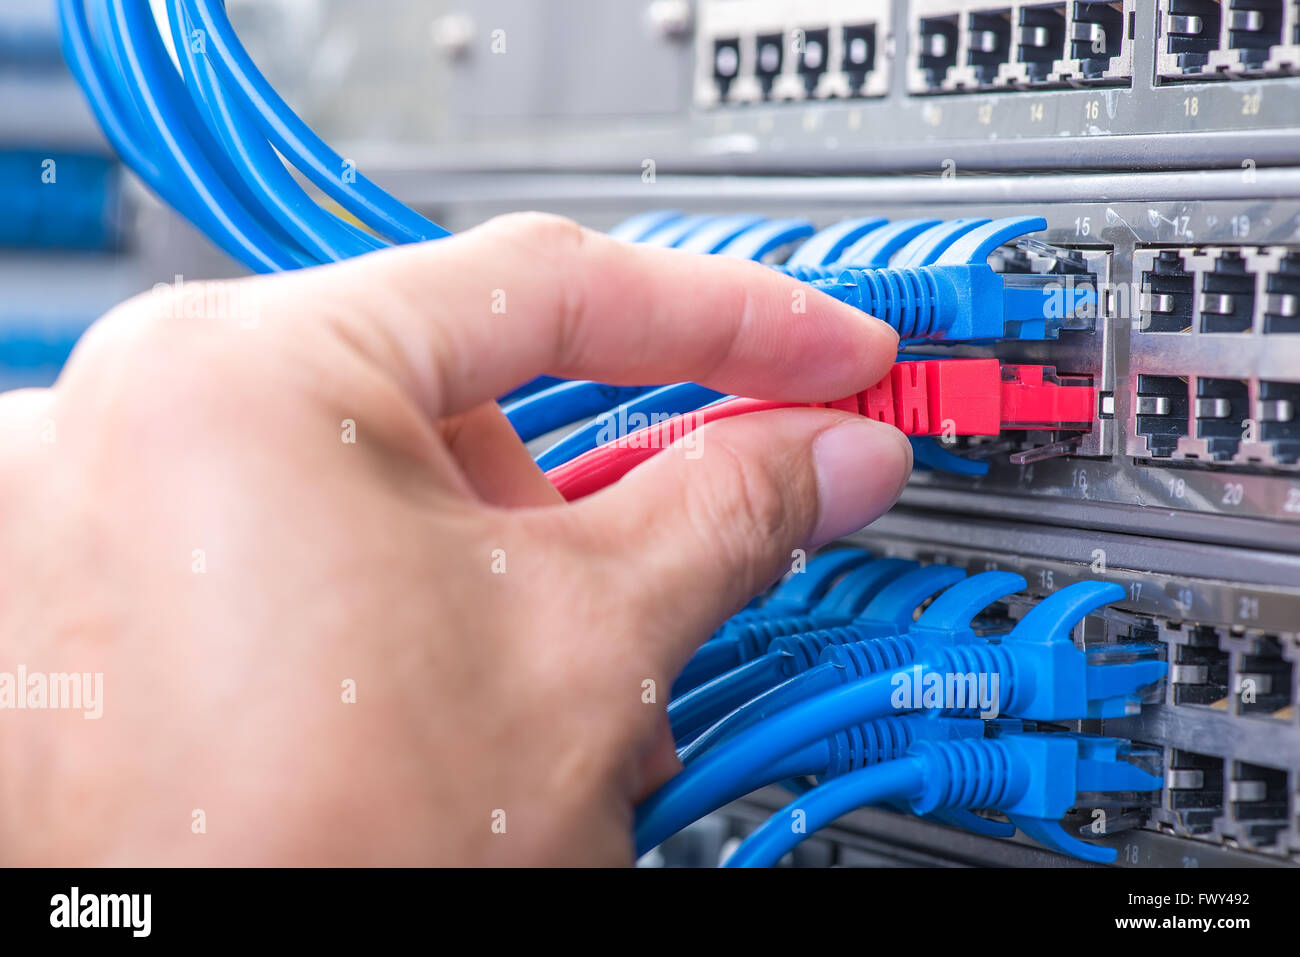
[1074,216,1091,237]
[1029,102,1044,122]
[1039,569,1055,591]
[1084,100,1100,121]
[1242,92,1261,116]
[1221,482,1244,506]
[978,103,993,125]
[1183,96,1199,117]
[1238,595,1260,621]
[1169,477,1186,499]
[1284,487,1300,513]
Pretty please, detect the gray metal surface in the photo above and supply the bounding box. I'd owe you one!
[367,0,1300,174]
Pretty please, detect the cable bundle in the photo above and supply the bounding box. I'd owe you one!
[56,0,448,275]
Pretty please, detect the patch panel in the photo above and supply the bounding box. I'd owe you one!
[829,516,1300,861]
[907,0,1135,92]
[693,0,893,106]
[1157,0,1300,81]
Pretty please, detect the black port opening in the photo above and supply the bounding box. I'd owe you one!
[1239,634,1295,716]
[1199,253,1255,333]
[1072,1,1126,76]
[1259,380,1300,463]
[712,37,741,98]
[1173,627,1231,706]
[1231,762,1289,847]
[1194,378,1249,459]
[1168,750,1224,835]
[918,16,960,88]
[1140,251,1194,332]
[1264,252,1300,333]
[754,33,785,97]
[842,24,877,91]
[1019,3,1067,80]
[795,28,830,94]
[967,9,1013,85]
[1136,374,1190,458]
[1227,1,1284,67]
[1166,0,1223,74]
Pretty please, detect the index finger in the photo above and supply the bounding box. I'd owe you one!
[250,212,900,420]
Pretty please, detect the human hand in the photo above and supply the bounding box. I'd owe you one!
[0,213,909,865]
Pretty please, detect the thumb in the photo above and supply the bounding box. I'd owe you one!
[565,408,912,678]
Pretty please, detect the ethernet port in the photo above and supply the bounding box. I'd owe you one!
[754,33,785,98]
[1173,627,1230,706]
[1194,378,1249,459]
[1258,380,1300,463]
[1199,253,1255,333]
[1018,3,1067,81]
[1167,750,1224,835]
[967,9,1013,86]
[1136,375,1190,458]
[1072,1,1127,77]
[795,28,830,95]
[1226,0,1284,69]
[712,38,742,99]
[918,16,960,88]
[1263,252,1300,334]
[1140,251,1194,332]
[1164,0,1223,75]
[1230,762,1289,847]
[842,24,877,91]
[1238,634,1295,716]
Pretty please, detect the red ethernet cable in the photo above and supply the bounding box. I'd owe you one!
[547,358,1095,501]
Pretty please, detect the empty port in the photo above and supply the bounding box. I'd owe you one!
[1136,374,1190,457]
[1164,0,1224,76]
[1226,0,1285,69]
[1018,3,1067,81]
[1237,634,1296,716]
[1230,762,1289,847]
[795,28,830,95]
[1073,0,1128,77]
[754,32,785,97]
[918,16,960,88]
[712,37,741,99]
[1199,252,1255,333]
[842,23,877,92]
[1194,378,1249,459]
[967,9,1013,85]
[1172,627,1231,706]
[1258,380,1300,463]
[1140,252,1194,332]
[1167,749,1225,835]
[1263,252,1300,333]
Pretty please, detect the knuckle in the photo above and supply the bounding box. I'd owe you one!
[483,211,588,254]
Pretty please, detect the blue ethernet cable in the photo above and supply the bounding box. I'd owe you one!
[725,731,1164,867]
[607,210,685,242]
[811,217,1097,341]
[180,0,448,243]
[670,559,921,736]
[674,214,769,254]
[58,0,298,272]
[715,218,815,260]
[676,564,971,759]
[783,217,888,268]
[675,557,917,695]
[635,579,1167,852]
[168,0,384,262]
[101,2,308,271]
[503,382,659,443]
[534,383,726,471]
